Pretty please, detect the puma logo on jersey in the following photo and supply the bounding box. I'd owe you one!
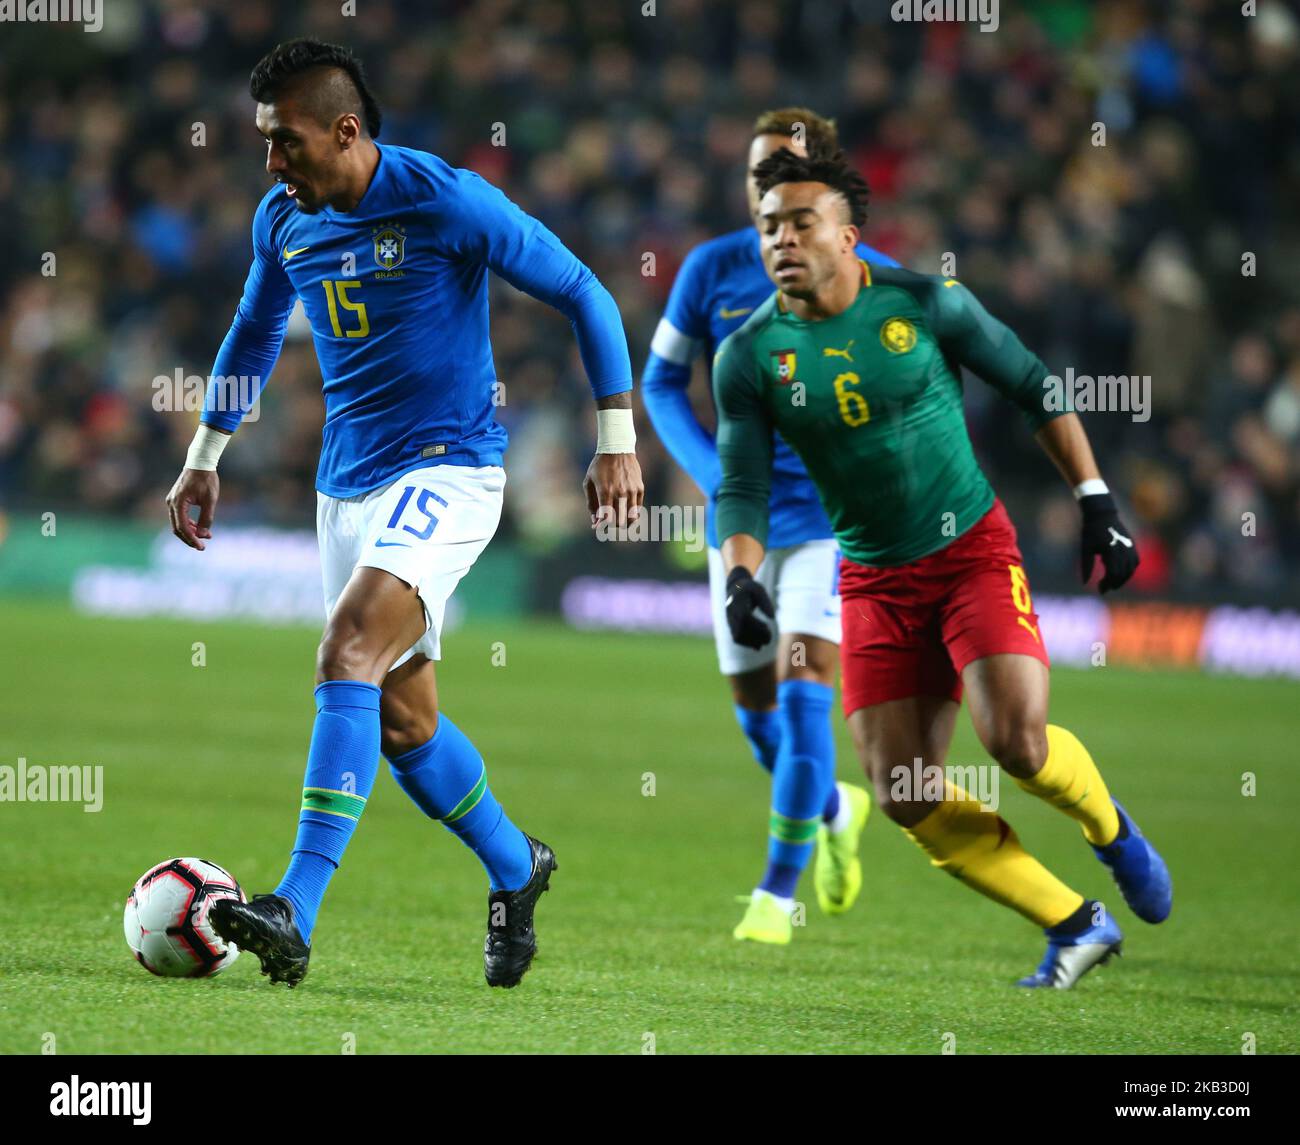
[823,339,855,362]
[719,307,753,320]
[1108,527,1133,548]
[283,245,311,261]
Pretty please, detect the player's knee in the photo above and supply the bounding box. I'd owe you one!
[778,635,837,687]
[316,618,384,684]
[868,763,932,828]
[875,786,932,829]
[779,660,836,688]
[983,721,1048,778]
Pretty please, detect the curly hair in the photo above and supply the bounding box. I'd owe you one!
[250,38,383,139]
[751,148,870,228]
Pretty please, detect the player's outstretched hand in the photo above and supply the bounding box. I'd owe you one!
[166,468,219,551]
[584,452,644,530]
[724,566,775,649]
[1079,492,1139,594]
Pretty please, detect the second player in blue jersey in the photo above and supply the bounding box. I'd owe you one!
[642,108,899,945]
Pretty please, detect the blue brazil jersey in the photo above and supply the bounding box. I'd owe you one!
[202,143,632,497]
[643,227,899,550]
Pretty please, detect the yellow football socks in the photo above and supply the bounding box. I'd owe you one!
[1016,724,1120,846]
[903,781,1083,928]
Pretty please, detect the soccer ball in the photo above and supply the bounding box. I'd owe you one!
[123,858,245,978]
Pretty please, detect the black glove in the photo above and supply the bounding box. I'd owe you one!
[724,566,775,650]
[1079,492,1139,594]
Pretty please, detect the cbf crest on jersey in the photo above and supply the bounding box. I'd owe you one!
[771,348,797,385]
[372,222,407,271]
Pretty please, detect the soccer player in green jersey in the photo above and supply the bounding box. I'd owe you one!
[712,148,1172,987]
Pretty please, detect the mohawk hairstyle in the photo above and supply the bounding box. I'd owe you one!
[751,107,840,158]
[250,38,383,139]
[751,148,871,228]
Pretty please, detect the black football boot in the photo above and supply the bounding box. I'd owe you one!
[483,835,557,988]
[210,893,311,987]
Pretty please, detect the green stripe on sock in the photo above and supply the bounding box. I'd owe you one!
[301,787,367,821]
[769,810,819,845]
[442,766,488,824]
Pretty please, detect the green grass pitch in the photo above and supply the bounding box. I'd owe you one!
[1,599,1296,1054]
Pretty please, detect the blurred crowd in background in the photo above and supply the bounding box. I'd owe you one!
[1,0,1298,600]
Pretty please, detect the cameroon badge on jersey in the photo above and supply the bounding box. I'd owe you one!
[771,348,797,384]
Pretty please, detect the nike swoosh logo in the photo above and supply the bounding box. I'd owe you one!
[1108,527,1134,548]
[283,245,311,261]
[374,539,411,548]
[719,307,752,320]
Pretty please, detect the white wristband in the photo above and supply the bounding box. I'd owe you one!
[595,407,636,454]
[185,424,231,472]
[1073,478,1109,500]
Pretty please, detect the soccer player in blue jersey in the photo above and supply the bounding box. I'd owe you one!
[641,109,896,944]
[164,39,642,988]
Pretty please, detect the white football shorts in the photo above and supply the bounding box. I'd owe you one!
[317,464,505,668]
[706,538,842,675]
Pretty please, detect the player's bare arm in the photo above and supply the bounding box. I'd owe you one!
[583,391,644,529]
[721,531,765,577]
[1033,411,1101,488]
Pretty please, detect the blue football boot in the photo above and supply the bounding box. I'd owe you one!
[1017,903,1123,989]
[1091,799,1172,923]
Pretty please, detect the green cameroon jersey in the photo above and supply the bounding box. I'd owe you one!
[712,262,1064,566]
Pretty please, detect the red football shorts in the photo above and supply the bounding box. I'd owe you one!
[839,499,1049,717]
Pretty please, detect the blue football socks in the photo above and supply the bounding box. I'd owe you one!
[387,713,533,891]
[274,680,382,942]
[736,692,840,823]
[759,679,837,899]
